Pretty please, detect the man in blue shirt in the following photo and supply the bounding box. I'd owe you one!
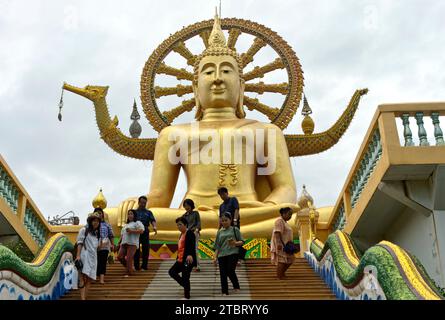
[134,195,157,270]
[218,187,240,228]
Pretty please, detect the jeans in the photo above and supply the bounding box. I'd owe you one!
[169,261,193,299]
[218,253,240,295]
[96,250,109,276]
[134,231,150,269]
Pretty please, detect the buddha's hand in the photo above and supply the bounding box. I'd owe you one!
[118,197,139,217]
[197,205,217,212]
[239,201,300,212]
[284,203,301,213]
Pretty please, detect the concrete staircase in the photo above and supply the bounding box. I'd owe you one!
[246,259,336,300]
[62,258,335,300]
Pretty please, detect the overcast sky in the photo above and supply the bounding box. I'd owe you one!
[1,0,444,225]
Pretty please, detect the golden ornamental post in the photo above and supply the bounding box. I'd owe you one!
[295,186,319,257]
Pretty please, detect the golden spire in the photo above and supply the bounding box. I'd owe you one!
[92,188,107,209]
[208,7,226,49]
[297,184,314,209]
[193,8,243,88]
[301,94,315,135]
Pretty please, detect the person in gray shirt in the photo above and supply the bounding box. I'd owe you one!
[182,199,201,271]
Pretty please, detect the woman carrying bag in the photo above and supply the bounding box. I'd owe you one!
[214,212,245,296]
[95,208,114,284]
[75,211,101,300]
[271,207,298,280]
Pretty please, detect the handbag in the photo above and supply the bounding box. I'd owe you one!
[74,259,83,271]
[233,227,247,260]
[107,251,115,264]
[71,267,79,290]
[281,238,300,255]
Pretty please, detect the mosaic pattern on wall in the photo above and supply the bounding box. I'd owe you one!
[147,238,272,259]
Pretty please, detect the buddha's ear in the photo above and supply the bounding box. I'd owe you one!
[236,79,246,119]
[193,82,203,120]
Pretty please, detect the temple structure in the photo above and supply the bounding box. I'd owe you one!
[0,10,444,300]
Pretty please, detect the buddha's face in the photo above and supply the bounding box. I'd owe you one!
[195,55,243,110]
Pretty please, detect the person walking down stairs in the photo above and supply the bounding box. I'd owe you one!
[75,212,101,300]
[117,209,144,277]
[214,212,245,296]
[95,208,114,284]
[182,199,201,272]
[168,217,197,299]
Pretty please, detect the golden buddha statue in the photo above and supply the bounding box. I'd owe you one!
[62,12,368,241]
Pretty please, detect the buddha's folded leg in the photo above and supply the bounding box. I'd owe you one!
[105,204,301,242]
[238,203,300,225]
[144,208,220,241]
[238,216,298,239]
[152,228,221,242]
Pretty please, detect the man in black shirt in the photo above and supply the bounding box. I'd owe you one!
[134,195,157,270]
[218,187,240,228]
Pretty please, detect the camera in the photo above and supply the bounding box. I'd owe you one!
[75,259,83,271]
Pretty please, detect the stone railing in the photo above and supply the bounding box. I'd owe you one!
[0,165,20,213]
[332,203,346,231]
[0,233,74,300]
[306,231,444,300]
[0,154,52,254]
[24,206,48,247]
[327,103,445,234]
[400,112,445,147]
[350,129,383,209]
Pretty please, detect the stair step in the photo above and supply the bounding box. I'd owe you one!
[62,259,335,300]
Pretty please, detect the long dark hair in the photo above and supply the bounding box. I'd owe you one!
[86,217,100,239]
[127,209,138,223]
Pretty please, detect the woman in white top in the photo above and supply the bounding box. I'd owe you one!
[117,209,144,277]
[75,211,101,300]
